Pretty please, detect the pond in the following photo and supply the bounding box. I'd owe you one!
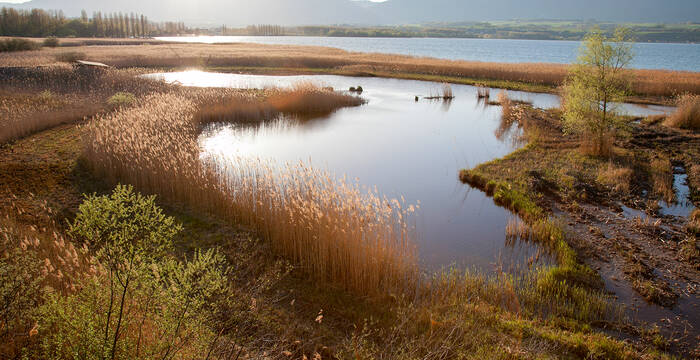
[145,71,673,272]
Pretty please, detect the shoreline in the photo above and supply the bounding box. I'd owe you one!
[1,38,698,105]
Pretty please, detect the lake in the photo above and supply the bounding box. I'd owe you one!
[145,71,673,272]
[156,36,700,72]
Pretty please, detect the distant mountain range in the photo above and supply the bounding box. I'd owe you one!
[1,0,698,26]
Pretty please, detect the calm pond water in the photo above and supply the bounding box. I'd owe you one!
[156,36,700,72]
[145,71,673,271]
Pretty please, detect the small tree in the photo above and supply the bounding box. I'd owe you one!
[563,27,634,156]
[38,186,231,359]
[69,184,181,360]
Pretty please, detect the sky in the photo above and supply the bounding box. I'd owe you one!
[1,0,698,25]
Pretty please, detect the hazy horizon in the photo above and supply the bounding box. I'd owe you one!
[1,0,698,26]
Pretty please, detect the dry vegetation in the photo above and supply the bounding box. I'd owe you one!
[650,156,675,205]
[0,65,169,143]
[597,163,633,193]
[0,41,698,99]
[665,94,700,130]
[0,64,686,357]
[83,86,413,297]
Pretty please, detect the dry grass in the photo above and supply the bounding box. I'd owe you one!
[1,41,697,98]
[689,209,700,233]
[1,195,94,294]
[665,94,700,130]
[84,87,415,297]
[580,131,615,158]
[425,83,455,100]
[0,66,170,143]
[194,83,364,125]
[493,91,534,145]
[597,163,633,193]
[650,157,675,205]
[477,85,490,98]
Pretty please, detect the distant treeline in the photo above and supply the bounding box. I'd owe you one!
[0,7,189,37]
[215,22,700,43]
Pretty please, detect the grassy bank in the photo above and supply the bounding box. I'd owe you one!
[0,66,678,358]
[460,99,700,353]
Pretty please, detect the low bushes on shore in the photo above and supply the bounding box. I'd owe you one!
[0,38,40,52]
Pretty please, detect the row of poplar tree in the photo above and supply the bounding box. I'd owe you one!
[0,7,189,38]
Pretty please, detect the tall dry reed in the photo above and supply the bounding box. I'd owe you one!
[665,94,700,130]
[83,87,416,296]
[0,66,170,143]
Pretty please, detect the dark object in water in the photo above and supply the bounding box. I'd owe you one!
[415,96,419,101]
[349,86,364,94]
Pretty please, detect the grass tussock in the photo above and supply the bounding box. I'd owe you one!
[689,209,700,235]
[477,85,490,99]
[580,130,615,158]
[84,88,414,297]
[425,82,455,100]
[597,163,633,193]
[665,94,700,130]
[650,157,675,205]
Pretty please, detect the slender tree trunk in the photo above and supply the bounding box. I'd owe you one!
[101,268,116,360]
[160,299,190,360]
[110,274,130,360]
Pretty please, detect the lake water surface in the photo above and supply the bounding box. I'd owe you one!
[156,36,700,72]
[146,71,674,271]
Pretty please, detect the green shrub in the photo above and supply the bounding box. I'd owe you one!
[42,37,60,48]
[34,185,230,359]
[107,92,136,108]
[0,38,41,52]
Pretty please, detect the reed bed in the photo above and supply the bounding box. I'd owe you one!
[665,94,700,130]
[2,42,697,97]
[84,87,416,296]
[0,66,170,143]
[1,195,95,294]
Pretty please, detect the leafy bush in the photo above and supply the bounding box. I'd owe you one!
[0,38,41,52]
[42,37,60,48]
[107,92,136,108]
[30,185,231,359]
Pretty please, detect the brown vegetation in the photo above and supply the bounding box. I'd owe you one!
[665,94,700,130]
[84,87,414,297]
[0,41,697,98]
[650,157,675,205]
[597,163,633,193]
[0,66,169,143]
